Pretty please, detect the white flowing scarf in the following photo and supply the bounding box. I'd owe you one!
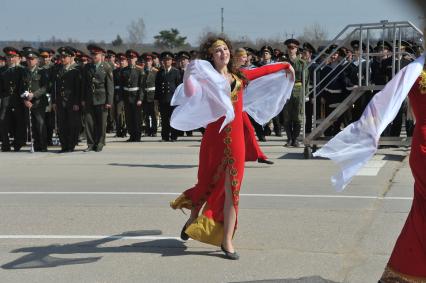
[171,60,294,132]
[313,53,425,191]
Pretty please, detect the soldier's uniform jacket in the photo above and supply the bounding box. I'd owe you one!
[283,56,309,94]
[120,65,144,101]
[52,63,82,108]
[82,62,114,106]
[0,64,24,108]
[113,67,122,101]
[154,67,181,104]
[142,67,158,103]
[22,67,48,109]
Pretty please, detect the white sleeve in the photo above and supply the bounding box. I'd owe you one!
[170,60,234,132]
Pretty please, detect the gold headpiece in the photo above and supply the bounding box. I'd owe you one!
[235,49,247,58]
[208,39,227,54]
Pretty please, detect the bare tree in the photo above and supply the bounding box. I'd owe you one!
[297,22,329,47]
[127,17,146,44]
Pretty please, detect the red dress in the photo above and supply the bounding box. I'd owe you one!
[381,72,426,282]
[243,112,268,161]
[171,63,290,246]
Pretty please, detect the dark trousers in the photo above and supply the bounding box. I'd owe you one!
[114,99,126,137]
[30,107,47,151]
[305,101,313,134]
[124,96,142,141]
[249,116,266,141]
[143,101,157,136]
[160,103,178,141]
[0,97,26,150]
[85,104,107,149]
[57,105,80,151]
[45,110,55,145]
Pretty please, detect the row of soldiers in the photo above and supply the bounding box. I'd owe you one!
[0,45,187,152]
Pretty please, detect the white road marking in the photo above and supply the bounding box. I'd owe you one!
[0,235,183,240]
[0,191,412,200]
[356,156,387,176]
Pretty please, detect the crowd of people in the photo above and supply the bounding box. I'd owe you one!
[0,37,423,153]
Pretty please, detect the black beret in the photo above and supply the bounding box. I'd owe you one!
[38,47,55,57]
[87,44,106,54]
[284,38,300,46]
[57,47,75,57]
[375,41,392,51]
[160,51,174,60]
[260,45,273,54]
[177,51,190,60]
[125,49,139,58]
[24,50,39,58]
[302,42,316,53]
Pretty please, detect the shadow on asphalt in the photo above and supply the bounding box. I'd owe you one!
[1,230,223,270]
[108,163,197,169]
[230,277,340,283]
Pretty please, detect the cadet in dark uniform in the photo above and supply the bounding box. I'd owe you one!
[0,47,25,152]
[52,47,82,152]
[21,50,49,151]
[320,46,348,137]
[82,44,114,152]
[155,51,182,142]
[141,52,158,137]
[113,52,127,138]
[121,49,144,142]
[38,48,56,146]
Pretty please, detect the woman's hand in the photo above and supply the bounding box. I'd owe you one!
[284,64,295,81]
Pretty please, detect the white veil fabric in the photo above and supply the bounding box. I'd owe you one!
[170,60,234,132]
[171,60,294,132]
[313,53,425,191]
[244,65,295,125]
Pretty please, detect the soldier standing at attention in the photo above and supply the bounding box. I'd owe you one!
[155,51,182,142]
[141,53,158,137]
[282,39,308,147]
[22,50,49,152]
[113,53,127,138]
[0,47,25,152]
[38,48,56,146]
[52,47,82,153]
[121,49,144,142]
[82,44,114,152]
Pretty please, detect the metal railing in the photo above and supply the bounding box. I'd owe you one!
[302,21,423,158]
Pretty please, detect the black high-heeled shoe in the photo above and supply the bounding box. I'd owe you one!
[221,245,239,260]
[180,224,189,241]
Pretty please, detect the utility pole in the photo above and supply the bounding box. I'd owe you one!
[221,8,224,34]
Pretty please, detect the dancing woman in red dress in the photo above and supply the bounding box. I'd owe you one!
[170,37,294,259]
[380,67,426,282]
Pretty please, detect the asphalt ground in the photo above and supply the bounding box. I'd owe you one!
[0,133,414,283]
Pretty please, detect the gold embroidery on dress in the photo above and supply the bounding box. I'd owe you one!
[419,70,426,94]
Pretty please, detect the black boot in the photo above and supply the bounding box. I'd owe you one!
[291,122,301,147]
[284,122,292,147]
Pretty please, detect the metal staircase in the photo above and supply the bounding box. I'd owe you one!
[302,21,424,158]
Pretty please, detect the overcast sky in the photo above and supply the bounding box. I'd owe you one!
[1,0,423,45]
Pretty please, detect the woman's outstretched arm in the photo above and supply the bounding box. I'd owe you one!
[242,63,293,81]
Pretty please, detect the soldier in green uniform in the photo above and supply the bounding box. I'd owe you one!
[82,44,114,152]
[113,53,127,138]
[52,47,82,153]
[121,49,144,142]
[0,47,25,152]
[141,52,158,137]
[21,50,49,151]
[282,39,308,147]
